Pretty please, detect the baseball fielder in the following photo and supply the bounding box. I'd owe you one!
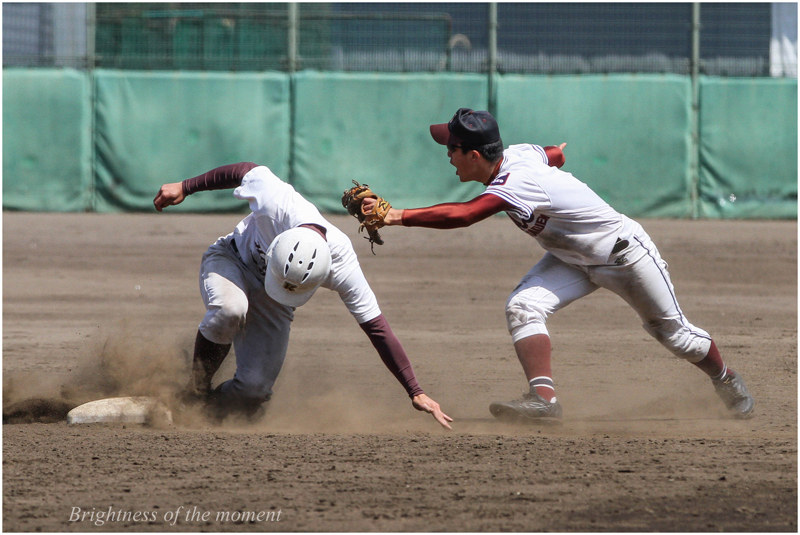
[359,107,754,423]
[153,162,452,428]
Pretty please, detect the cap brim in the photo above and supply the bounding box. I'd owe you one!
[429,123,452,145]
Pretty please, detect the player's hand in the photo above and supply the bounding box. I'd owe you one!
[362,197,402,226]
[412,393,453,430]
[361,197,377,215]
[544,143,568,169]
[153,182,186,212]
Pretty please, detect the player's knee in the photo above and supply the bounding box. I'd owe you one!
[642,320,711,362]
[200,300,248,344]
[506,294,549,342]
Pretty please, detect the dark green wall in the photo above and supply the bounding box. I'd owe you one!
[3,68,796,218]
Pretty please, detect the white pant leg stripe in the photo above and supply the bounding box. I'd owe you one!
[632,235,712,342]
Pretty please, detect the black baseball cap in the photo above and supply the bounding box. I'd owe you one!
[430,108,501,148]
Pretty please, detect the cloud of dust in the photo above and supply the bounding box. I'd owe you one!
[3,324,193,424]
[2,322,438,431]
[213,357,438,434]
[2,325,731,435]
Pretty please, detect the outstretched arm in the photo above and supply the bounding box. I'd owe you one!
[153,162,257,211]
[360,314,453,429]
[359,145,564,224]
[369,191,511,229]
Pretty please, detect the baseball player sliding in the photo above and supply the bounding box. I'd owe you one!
[153,163,452,429]
[354,107,754,423]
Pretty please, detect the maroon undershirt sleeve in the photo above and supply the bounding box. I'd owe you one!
[403,149,562,228]
[401,192,510,229]
[359,314,424,398]
[181,162,258,196]
[543,146,565,168]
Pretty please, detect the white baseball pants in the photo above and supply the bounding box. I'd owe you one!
[505,228,712,362]
[198,237,294,404]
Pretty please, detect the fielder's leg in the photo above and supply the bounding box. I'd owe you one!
[513,334,554,401]
[491,253,598,423]
[592,231,754,418]
[694,340,754,418]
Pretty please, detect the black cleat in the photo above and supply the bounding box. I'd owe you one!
[490,392,563,425]
[713,370,755,419]
[175,386,212,409]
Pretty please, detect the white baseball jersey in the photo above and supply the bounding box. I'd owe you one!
[487,145,712,362]
[229,165,381,323]
[484,143,635,266]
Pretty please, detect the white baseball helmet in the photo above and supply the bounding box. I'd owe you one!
[263,227,332,307]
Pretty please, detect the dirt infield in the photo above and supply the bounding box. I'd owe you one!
[3,212,797,532]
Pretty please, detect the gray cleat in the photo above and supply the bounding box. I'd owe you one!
[713,370,755,419]
[490,392,563,425]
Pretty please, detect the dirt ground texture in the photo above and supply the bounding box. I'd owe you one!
[3,212,797,532]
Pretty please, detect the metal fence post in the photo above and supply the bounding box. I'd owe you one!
[287,3,298,73]
[86,2,96,212]
[488,2,498,116]
[690,2,701,219]
[287,3,298,184]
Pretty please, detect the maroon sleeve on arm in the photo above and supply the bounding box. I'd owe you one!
[401,193,511,229]
[181,162,258,196]
[543,146,565,168]
[359,314,424,398]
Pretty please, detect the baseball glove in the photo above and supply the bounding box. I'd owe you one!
[341,180,392,253]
